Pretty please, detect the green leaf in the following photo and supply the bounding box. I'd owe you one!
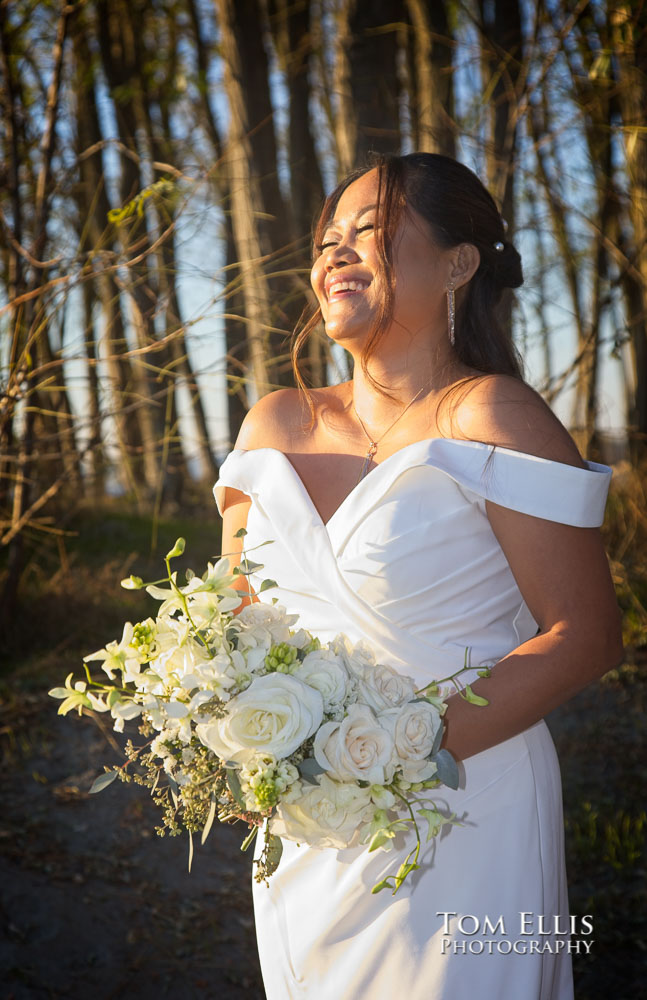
[188,829,194,873]
[226,768,245,809]
[265,834,283,877]
[431,724,444,757]
[237,559,263,576]
[259,579,278,593]
[234,527,248,538]
[201,796,217,846]
[476,668,491,678]
[89,770,118,794]
[462,684,489,707]
[432,748,459,790]
[166,537,186,560]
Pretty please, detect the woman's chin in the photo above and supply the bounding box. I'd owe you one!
[323,313,372,346]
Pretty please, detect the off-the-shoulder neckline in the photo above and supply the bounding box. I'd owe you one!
[222,437,609,530]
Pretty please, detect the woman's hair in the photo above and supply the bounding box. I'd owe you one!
[290,152,525,407]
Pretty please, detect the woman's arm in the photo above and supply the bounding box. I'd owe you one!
[220,492,256,610]
[440,376,624,761]
[218,389,301,609]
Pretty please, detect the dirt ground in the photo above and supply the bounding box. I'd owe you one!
[1,673,645,1000]
[0,697,265,1000]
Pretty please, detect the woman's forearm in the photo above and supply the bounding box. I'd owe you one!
[440,626,623,762]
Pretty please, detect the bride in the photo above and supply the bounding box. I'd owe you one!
[214,153,623,999]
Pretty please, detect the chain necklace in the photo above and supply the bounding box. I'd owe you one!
[352,385,427,483]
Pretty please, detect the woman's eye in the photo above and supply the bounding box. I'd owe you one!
[317,240,337,251]
[357,224,374,234]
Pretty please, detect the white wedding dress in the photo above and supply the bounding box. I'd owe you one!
[214,438,612,1000]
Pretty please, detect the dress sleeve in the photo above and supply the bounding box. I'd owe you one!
[213,450,252,517]
[444,442,613,528]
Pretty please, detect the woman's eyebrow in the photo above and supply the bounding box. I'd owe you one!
[323,203,377,231]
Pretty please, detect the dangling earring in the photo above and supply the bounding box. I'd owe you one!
[446,281,456,347]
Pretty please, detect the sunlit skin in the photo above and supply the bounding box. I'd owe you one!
[219,168,624,764]
[309,169,480,424]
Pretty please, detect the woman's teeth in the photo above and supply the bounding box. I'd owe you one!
[330,280,369,295]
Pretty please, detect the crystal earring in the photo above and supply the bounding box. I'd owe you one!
[446,282,456,347]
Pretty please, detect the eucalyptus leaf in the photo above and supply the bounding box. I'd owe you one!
[234,527,248,538]
[432,748,460,790]
[431,724,444,757]
[89,770,118,794]
[226,768,245,809]
[237,559,264,576]
[298,758,325,785]
[265,834,283,877]
[259,579,278,593]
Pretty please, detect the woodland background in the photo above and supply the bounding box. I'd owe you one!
[0,2,646,998]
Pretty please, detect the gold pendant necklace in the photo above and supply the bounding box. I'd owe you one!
[353,385,427,484]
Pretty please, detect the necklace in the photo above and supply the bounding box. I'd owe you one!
[352,385,427,483]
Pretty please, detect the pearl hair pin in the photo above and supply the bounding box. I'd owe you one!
[493,241,505,252]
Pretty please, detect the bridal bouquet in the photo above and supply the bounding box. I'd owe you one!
[50,536,489,895]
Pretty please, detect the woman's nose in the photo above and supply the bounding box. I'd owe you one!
[324,242,359,270]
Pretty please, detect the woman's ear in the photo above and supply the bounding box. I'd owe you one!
[449,243,480,288]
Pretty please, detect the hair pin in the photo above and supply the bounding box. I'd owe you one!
[493,241,505,252]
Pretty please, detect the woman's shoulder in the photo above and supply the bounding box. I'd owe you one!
[234,383,350,452]
[444,373,585,469]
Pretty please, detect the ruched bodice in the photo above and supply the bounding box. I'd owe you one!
[213,438,611,1000]
[215,439,611,687]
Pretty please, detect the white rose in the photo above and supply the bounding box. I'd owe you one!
[270,773,373,849]
[292,650,350,716]
[233,603,299,651]
[195,673,323,764]
[314,704,394,784]
[381,701,442,782]
[330,634,376,677]
[356,662,416,713]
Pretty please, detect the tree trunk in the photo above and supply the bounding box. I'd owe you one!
[215,0,272,399]
[612,2,647,452]
[406,0,455,156]
[267,0,326,387]
[349,0,403,164]
[72,11,145,494]
[478,0,524,337]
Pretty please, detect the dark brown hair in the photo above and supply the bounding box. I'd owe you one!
[291,152,524,403]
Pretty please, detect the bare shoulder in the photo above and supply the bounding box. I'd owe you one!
[234,383,348,452]
[446,373,584,468]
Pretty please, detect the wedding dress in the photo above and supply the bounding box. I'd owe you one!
[214,438,612,1000]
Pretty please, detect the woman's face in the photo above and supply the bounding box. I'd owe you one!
[310,168,453,349]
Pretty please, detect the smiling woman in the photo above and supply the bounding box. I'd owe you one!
[214,153,622,1000]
